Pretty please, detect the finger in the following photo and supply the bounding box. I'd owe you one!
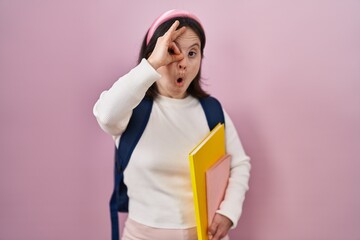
[214,223,230,240]
[164,21,186,43]
[167,49,183,64]
[208,222,218,238]
[213,226,227,240]
[168,42,181,55]
[212,230,225,240]
[168,42,183,63]
[164,20,180,37]
[171,52,184,63]
[171,26,186,41]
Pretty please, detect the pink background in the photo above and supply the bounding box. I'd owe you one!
[1,0,359,239]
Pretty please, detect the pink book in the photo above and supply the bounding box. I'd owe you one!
[206,154,231,227]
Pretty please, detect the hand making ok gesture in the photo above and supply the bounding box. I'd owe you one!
[147,20,186,70]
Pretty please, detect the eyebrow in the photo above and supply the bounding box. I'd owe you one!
[189,43,200,49]
[174,41,201,50]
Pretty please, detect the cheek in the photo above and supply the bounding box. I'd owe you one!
[190,61,201,76]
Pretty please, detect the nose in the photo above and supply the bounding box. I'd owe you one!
[178,57,187,70]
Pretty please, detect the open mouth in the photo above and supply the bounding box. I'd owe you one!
[176,78,184,86]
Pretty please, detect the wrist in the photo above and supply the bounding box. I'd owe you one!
[147,57,161,70]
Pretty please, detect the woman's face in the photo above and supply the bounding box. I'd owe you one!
[156,28,201,99]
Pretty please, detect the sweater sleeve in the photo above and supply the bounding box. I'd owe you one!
[215,110,251,229]
[93,59,161,137]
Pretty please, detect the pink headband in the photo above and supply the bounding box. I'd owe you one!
[146,9,203,45]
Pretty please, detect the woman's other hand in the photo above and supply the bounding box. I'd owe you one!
[208,213,233,240]
[147,20,186,70]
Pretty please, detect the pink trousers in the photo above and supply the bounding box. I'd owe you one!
[122,218,230,240]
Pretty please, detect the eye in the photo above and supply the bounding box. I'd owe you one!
[188,51,197,58]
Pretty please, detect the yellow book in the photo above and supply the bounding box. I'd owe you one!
[188,123,226,240]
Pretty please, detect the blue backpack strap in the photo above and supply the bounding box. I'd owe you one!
[110,97,153,240]
[200,96,225,130]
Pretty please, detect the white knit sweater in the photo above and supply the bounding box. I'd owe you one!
[93,59,251,229]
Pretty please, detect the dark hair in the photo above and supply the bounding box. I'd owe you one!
[138,17,209,99]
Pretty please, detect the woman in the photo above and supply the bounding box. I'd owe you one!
[93,9,251,240]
